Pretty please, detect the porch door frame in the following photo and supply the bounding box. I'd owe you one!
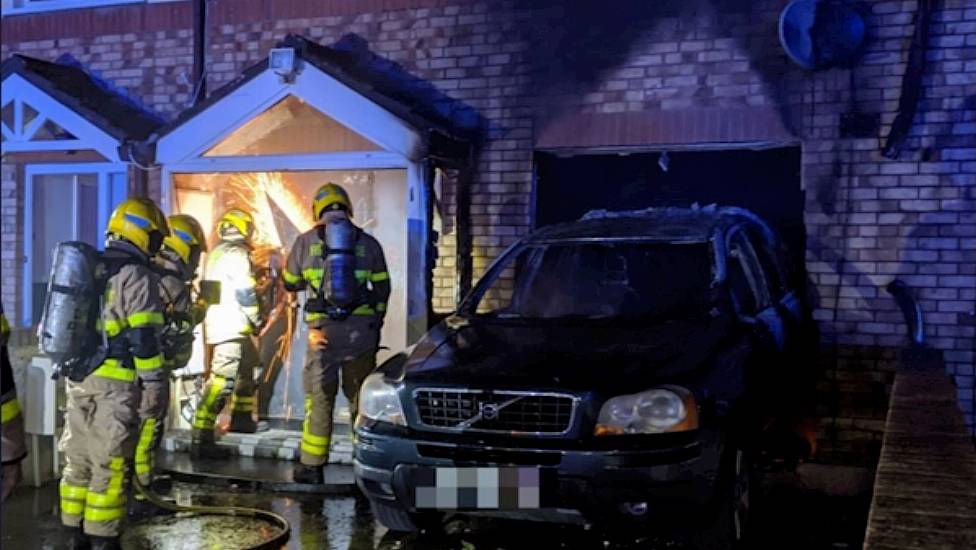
[22,162,128,326]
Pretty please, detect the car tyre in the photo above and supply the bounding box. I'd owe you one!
[370,499,445,535]
[692,447,753,550]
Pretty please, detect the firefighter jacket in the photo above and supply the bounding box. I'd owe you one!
[154,250,205,370]
[2,304,27,467]
[282,224,390,324]
[95,241,166,383]
[1,305,20,425]
[204,239,264,344]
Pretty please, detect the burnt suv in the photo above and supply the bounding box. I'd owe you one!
[353,206,809,547]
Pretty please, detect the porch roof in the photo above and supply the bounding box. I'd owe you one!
[152,34,477,158]
[1,54,166,142]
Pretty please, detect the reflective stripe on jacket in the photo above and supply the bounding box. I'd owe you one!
[97,243,165,382]
[283,224,390,323]
[203,240,262,344]
[155,254,199,370]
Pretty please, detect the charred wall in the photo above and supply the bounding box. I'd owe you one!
[2,0,974,457]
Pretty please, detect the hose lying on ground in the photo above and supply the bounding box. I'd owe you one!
[132,477,291,550]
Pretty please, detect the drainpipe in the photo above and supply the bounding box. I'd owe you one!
[423,158,438,327]
[192,0,207,104]
[881,0,933,159]
[886,279,925,347]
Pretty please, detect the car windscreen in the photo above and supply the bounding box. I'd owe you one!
[466,240,713,321]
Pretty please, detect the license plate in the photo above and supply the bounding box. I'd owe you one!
[413,467,543,510]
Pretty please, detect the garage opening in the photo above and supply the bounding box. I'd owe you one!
[535,147,805,287]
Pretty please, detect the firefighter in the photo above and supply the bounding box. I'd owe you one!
[134,214,208,502]
[283,183,390,484]
[191,209,266,459]
[1,303,27,502]
[59,198,168,550]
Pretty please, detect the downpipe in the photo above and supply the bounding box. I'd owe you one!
[885,279,925,347]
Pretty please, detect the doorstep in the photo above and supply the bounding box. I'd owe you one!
[162,427,353,464]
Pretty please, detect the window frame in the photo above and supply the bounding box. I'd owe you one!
[742,224,788,302]
[2,0,144,17]
[725,228,772,319]
[22,163,128,327]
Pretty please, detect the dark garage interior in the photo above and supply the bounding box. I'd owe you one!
[535,147,806,288]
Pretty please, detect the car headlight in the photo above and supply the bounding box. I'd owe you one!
[595,386,698,435]
[357,373,406,427]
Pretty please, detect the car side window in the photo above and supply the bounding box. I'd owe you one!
[726,232,770,317]
[744,226,786,301]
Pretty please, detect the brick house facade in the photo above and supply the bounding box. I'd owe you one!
[2,0,974,457]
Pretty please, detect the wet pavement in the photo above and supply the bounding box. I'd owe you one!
[1,458,871,550]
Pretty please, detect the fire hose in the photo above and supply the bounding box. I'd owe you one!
[132,477,291,550]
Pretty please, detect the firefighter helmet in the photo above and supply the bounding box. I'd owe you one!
[217,209,255,241]
[164,214,208,266]
[106,197,170,256]
[313,183,353,219]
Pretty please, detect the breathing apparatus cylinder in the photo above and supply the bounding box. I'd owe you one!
[320,218,360,317]
[38,241,101,365]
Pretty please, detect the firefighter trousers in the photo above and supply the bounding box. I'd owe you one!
[191,338,260,441]
[300,318,378,467]
[134,378,169,488]
[59,374,141,538]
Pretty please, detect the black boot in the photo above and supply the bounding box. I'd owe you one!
[67,526,91,550]
[129,492,161,520]
[190,440,231,460]
[89,536,122,550]
[228,413,257,433]
[149,474,173,496]
[292,463,324,484]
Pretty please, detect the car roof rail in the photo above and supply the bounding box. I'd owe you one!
[580,202,722,221]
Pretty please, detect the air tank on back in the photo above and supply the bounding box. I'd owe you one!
[38,241,100,364]
[322,218,360,310]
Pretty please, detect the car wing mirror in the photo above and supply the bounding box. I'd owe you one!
[199,280,222,305]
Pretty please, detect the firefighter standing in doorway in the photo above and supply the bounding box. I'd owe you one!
[59,198,168,550]
[1,303,27,502]
[192,209,266,459]
[133,214,208,505]
[283,183,390,484]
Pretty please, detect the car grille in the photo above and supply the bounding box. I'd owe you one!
[413,389,577,435]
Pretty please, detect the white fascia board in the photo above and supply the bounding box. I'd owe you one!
[1,74,122,161]
[293,67,424,160]
[166,151,410,173]
[156,70,291,164]
[157,65,426,165]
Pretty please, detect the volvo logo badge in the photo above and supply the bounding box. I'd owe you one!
[480,402,500,420]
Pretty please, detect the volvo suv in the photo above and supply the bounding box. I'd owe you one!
[353,206,810,548]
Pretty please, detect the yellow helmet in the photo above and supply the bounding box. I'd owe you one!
[163,214,207,266]
[217,208,254,241]
[106,198,170,255]
[313,183,353,219]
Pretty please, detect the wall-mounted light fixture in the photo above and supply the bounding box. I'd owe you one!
[269,48,300,83]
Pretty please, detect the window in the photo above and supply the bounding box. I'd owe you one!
[23,164,127,326]
[1,99,80,147]
[2,0,144,17]
[726,233,770,317]
[744,226,786,300]
[468,241,714,321]
[203,95,382,157]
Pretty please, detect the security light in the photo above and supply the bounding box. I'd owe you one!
[269,48,298,82]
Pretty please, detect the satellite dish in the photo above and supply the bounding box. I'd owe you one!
[779,0,866,70]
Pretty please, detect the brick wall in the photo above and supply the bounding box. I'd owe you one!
[0,164,21,335]
[2,0,974,449]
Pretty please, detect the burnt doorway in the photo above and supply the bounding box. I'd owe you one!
[535,147,805,285]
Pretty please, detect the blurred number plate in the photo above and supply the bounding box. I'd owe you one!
[414,467,543,510]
